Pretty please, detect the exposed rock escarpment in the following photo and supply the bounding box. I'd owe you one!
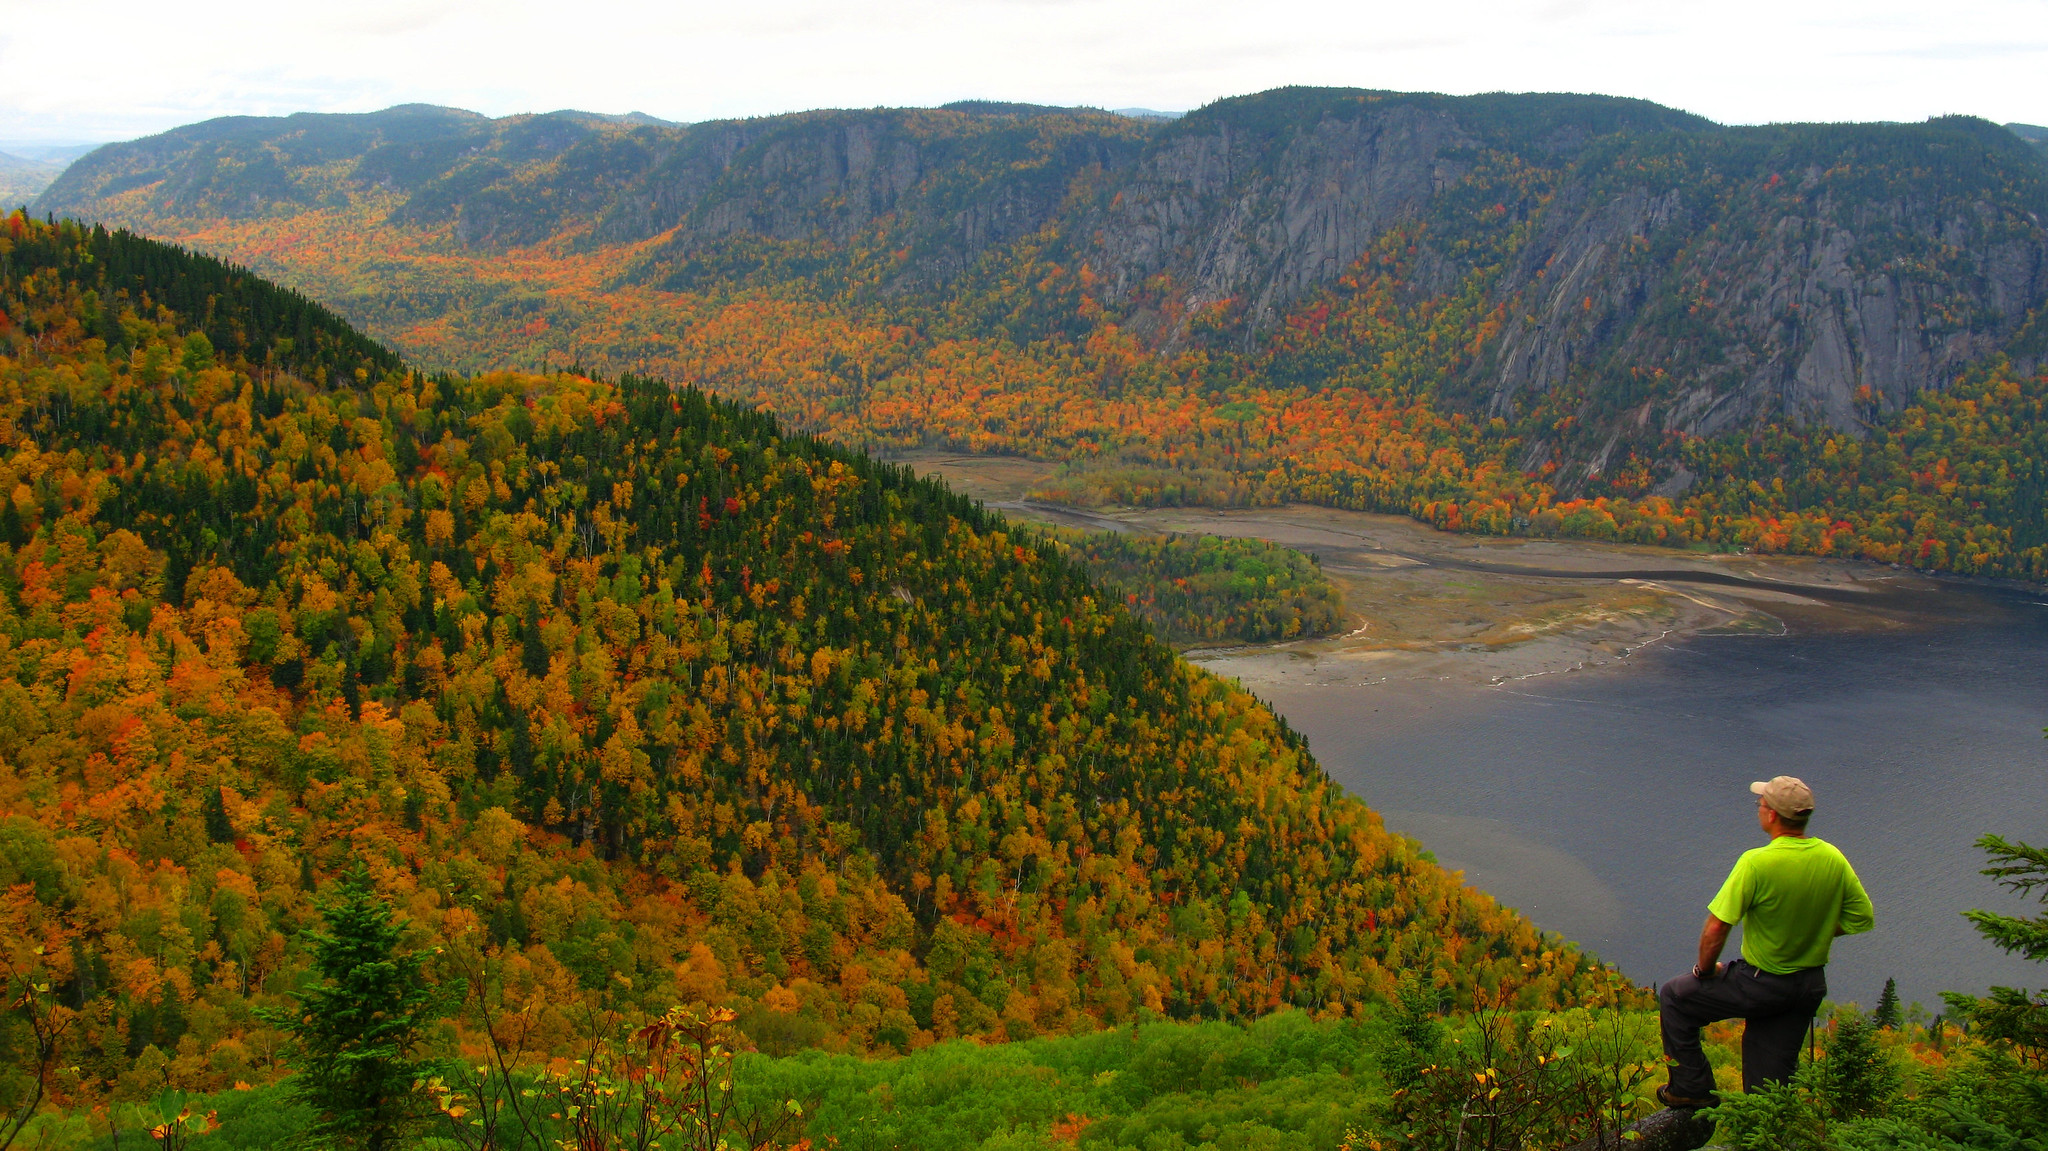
[1082,102,1473,338]
[1480,129,2048,453]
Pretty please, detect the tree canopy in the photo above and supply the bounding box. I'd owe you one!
[0,214,1625,1116]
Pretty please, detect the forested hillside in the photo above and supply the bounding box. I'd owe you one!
[1039,528,1344,647]
[34,89,2048,582]
[0,215,1621,1110]
[2011,122,2048,160]
[0,152,65,208]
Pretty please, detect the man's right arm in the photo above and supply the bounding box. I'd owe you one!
[1700,855,1751,977]
[1695,914,1733,979]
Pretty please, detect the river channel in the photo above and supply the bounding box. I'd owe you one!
[1261,589,2048,1014]
[900,453,2048,1012]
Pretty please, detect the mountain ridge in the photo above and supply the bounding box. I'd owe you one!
[33,88,2048,581]
[0,151,64,206]
[41,89,2044,443]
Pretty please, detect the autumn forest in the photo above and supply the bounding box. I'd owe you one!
[5,81,2048,1149]
[0,213,1658,1143]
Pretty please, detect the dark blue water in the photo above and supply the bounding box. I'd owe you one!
[1268,584,2048,1013]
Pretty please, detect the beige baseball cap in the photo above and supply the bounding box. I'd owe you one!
[1751,776,1815,819]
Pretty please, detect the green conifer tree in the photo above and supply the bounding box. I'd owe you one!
[202,786,234,845]
[275,864,439,1150]
[1962,834,2048,964]
[1944,832,2048,1063]
[1813,1009,1899,1120]
[1873,977,1900,1030]
[1380,972,1445,1094]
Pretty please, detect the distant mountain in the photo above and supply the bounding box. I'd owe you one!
[541,108,680,127]
[2011,122,2048,159]
[0,141,103,164]
[39,104,489,220]
[1111,107,1184,121]
[0,150,64,205]
[36,88,2048,581]
[48,90,2042,437]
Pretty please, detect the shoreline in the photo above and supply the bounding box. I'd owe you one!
[961,488,1944,691]
[902,452,2048,1006]
[893,445,2037,588]
[888,450,1971,692]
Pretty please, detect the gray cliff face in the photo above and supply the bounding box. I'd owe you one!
[1073,104,2048,446]
[596,119,929,248]
[371,108,1152,288]
[1672,199,2046,433]
[696,123,928,241]
[610,111,1149,289]
[1486,185,1684,420]
[1086,104,1472,342]
[1483,170,2048,455]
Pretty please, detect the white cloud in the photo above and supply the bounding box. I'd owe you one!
[0,0,2043,143]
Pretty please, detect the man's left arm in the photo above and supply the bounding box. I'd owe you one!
[1837,859,1875,937]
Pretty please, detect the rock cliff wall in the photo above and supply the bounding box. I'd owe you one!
[1476,121,2048,473]
[1082,102,1470,340]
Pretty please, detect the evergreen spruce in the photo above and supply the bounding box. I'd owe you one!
[1813,1009,1900,1120]
[1873,977,1901,1029]
[520,601,549,678]
[1962,834,2048,963]
[202,785,234,845]
[1945,832,2048,1061]
[1379,973,1446,1094]
[275,864,439,1150]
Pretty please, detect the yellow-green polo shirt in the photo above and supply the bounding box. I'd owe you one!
[1708,836,1875,974]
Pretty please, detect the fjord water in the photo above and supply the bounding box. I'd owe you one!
[1268,582,2048,1012]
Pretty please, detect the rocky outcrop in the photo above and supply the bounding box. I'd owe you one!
[1483,136,2048,444]
[1082,102,1471,340]
[611,109,1149,288]
[1064,90,1715,342]
[1562,1107,1714,1151]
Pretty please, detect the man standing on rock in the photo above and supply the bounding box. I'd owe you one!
[1656,776,1875,1109]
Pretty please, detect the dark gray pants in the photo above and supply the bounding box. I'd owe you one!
[1658,960,1826,1098]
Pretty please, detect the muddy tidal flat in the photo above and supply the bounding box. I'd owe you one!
[897,449,1927,689]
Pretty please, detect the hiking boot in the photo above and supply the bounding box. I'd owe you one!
[1656,1083,1721,1111]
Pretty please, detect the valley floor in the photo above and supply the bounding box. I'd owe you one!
[897,450,1937,690]
[899,451,2048,1009]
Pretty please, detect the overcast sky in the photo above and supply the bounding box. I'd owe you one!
[1,0,2044,144]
